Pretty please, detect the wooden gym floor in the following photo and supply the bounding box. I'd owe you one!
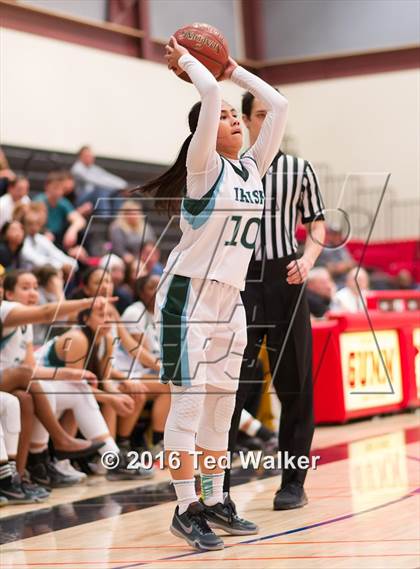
[1,411,419,568]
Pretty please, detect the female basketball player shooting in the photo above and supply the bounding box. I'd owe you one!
[139,36,288,550]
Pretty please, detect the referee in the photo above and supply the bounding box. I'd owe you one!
[224,91,326,512]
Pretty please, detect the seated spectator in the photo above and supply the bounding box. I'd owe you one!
[71,266,113,299]
[14,202,48,230]
[34,172,86,249]
[0,220,25,270]
[21,208,78,275]
[61,170,76,205]
[316,225,355,288]
[110,200,156,264]
[0,177,30,230]
[61,170,93,217]
[0,148,15,196]
[332,267,369,313]
[368,269,394,290]
[11,202,30,226]
[31,201,49,230]
[114,275,161,376]
[11,202,87,272]
[32,265,64,344]
[125,257,150,293]
[34,265,64,304]
[1,272,110,488]
[99,254,133,313]
[393,269,419,290]
[138,242,164,277]
[306,267,336,318]
[33,302,153,480]
[71,146,127,214]
[113,275,168,454]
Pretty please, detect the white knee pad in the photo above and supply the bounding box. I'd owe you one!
[196,388,236,451]
[164,384,205,452]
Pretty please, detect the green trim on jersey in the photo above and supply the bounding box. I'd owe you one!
[225,158,250,182]
[160,275,191,386]
[38,338,65,368]
[182,159,225,229]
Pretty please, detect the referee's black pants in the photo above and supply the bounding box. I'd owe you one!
[224,255,314,492]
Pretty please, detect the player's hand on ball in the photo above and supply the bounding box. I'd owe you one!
[286,257,313,285]
[219,56,238,80]
[165,35,188,75]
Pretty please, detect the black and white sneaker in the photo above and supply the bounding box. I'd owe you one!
[0,474,37,504]
[21,476,50,502]
[27,451,81,489]
[10,463,50,502]
[170,501,224,551]
[201,495,259,535]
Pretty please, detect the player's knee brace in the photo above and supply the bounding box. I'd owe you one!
[196,389,236,451]
[164,385,205,452]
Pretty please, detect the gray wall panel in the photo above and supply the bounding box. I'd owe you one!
[149,0,240,56]
[263,0,420,60]
[19,0,107,22]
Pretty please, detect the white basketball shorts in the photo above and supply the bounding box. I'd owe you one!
[155,273,247,391]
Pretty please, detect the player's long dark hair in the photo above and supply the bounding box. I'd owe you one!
[132,101,202,216]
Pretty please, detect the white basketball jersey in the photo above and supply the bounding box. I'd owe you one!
[0,301,33,368]
[164,155,264,291]
[114,301,160,377]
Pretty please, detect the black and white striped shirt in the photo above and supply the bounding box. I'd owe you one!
[254,151,325,260]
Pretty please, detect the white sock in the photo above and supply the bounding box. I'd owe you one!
[173,478,197,514]
[246,418,261,437]
[98,437,119,455]
[201,472,225,506]
[239,410,261,437]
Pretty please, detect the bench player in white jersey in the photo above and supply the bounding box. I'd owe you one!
[137,37,288,550]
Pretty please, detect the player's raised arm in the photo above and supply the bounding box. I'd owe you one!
[229,60,288,176]
[135,36,222,211]
[166,36,221,180]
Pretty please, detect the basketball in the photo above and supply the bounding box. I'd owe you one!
[174,23,229,82]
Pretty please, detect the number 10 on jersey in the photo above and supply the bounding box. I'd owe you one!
[224,215,261,249]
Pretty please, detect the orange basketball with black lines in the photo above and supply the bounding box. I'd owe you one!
[174,23,229,82]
